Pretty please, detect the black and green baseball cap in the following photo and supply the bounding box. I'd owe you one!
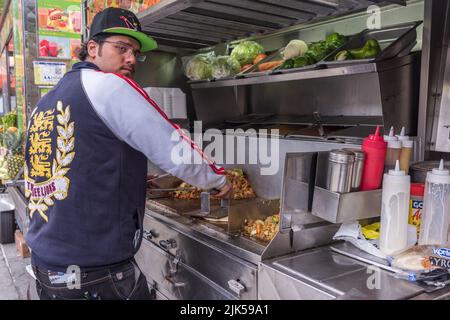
[89,7,157,52]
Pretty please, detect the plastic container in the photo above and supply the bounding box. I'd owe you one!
[384,127,402,173]
[400,140,414,174]
[143,87,187,119]
[419,160,450,245]
[409,183,424,239]
[380,161,411,256]
[360,126,388,191]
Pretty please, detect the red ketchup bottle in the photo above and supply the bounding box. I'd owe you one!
[360,126,388,191]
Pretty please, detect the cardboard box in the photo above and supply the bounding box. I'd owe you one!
[15,230,30,258]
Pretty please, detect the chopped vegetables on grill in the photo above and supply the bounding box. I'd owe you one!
[243,214,280,242]
[172,168,256,200]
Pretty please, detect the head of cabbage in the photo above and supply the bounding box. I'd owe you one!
[212,56,241,79]
[185,55,213,81]
[230,41,264,66]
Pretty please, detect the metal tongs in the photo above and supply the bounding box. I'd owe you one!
[200,189,230,217]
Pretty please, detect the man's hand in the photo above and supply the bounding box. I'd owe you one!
[213,180,233,199]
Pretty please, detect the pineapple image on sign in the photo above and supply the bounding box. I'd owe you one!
[25,101,75,223]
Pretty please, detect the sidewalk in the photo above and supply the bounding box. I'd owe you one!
[0,243,35,300]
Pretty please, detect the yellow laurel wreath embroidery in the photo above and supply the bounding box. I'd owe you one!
[28,101,75,223]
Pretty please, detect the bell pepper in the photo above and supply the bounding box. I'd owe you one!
[335,50,351,61]
[348,39,381,59]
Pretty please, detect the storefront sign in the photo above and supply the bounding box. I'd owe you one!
[33,61,67,85]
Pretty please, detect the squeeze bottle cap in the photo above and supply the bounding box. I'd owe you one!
[388,160,406,176]
[369,126,384,141]
[363,126,388,150]
[427,159,450,185]
[432,159,450,175]
[397,127,410,142]
[384,126,398,142]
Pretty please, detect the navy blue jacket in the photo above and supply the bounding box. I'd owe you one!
[25,62,225,271]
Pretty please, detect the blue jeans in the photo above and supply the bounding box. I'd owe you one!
[33,259,152,300]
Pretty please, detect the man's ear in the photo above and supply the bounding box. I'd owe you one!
[87,40,97,59]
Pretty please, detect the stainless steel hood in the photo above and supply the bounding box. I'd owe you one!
[137,0,406,49]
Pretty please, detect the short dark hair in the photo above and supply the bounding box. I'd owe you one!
[78,33,112,61]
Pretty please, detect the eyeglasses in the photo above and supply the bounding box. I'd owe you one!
[101,40,146,62]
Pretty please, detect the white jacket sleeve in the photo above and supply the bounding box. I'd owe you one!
[81,69,226,190]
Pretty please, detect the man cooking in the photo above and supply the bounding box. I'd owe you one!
[24,7,232,300]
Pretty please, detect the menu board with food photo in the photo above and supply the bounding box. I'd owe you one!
[70,39,82,61]
[37,1,82,59]
[38,1,82,36]
[38,36,71,59]
[87,0,161,26]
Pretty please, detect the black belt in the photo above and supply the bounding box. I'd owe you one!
[32,259,136,289]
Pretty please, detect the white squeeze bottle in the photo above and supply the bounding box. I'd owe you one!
[419,160,450,245]
[380,160,411,255]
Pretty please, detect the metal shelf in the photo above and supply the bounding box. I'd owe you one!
[190,63,378,89]
[137,0,406,49]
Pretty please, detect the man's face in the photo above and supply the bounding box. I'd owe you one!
[87,35,141,79]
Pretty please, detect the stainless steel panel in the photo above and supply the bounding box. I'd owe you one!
[259,0,337,16]
[325,268,424,300]
[143,26,223,43]
[192,52,420,135]
[209,0,315,21]
[261,246,427,300]
[155,18,243,37]
[190,2,296,28]
[258,263,336,300]
[190,63,379,89]
[273,249,365,282]
[136,238,236,300]
[434,27,450,152]
[417,0,433,160]
[215,136,361,200]
[140,213,258,299]
[171,12,274,34]
[146,22,235,41]
[138,0,206,25]
[292,223,340,251]
[418,0,450,155]
[311,186,382,223]
[137,0,411,49]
